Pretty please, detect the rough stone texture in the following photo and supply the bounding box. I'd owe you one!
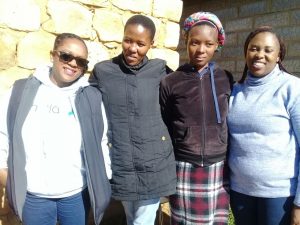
[150,48,180,71]
[93,9,124,42]
[284,59,300,73]
[164,21,180,49]
[225,18,253,32]
[218,60,235,74]
[17,31,56,69]
[0,0,40,31]
[43,0,94,38]
[215,7,238,21]
[111,0,152,14]
[33,0,49,23]
[153,0,183,22]
[239,1,267,17]
[254,12,290,28]
[291,10,300,25]
[0,67,33,97]
[73,0,111,7]
[287,42,300,57]
[275,26,300,41]
[0,30,24,70]
[85,41,110,70]
[272,0,300,11]
[225,33,238,46]
[222,46,244,58]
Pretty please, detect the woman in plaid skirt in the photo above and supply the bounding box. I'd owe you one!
[160,12,233,224]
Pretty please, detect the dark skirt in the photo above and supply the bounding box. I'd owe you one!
[170,160,229,225]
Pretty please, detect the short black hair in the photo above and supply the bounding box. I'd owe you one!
[53,33,87,52]
[124,15,156,40]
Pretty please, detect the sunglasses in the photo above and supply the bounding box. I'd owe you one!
[53,51,89,68]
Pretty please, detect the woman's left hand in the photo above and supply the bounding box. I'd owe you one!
[291,205,300,225]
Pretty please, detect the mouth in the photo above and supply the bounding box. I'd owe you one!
[251,61,265,69]
[63,66,77,76]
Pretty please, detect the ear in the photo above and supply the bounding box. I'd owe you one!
[150,40,154,47]
[276,55,280,63]
[214,43,219,52]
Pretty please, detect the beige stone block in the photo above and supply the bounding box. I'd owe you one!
[33,0,50,23]
[85,41,110,71]
[17,31,56,69]
[111,0,152,14]
[72,0,111,7]
[150,48,179,71]
[0,30,18,70]
[164,21,180,49]
[43,0,93,38]
[153,0,183,22]
[103,42,122,58]
[0,0,40,31]
[156,22,166,48]
[0,67,32,98]
[93,9,123,42]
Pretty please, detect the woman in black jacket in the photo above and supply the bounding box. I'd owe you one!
[90,15,176,225]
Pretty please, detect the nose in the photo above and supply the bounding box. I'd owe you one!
[255,50,264,58]
[68,58,78,67]
[128,43,138,53]
[196,44,205,53]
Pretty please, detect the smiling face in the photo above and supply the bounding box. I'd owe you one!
[187,24,218,71]
[50,38,88,87]
[122,24,153,66]
[246,32,280,77]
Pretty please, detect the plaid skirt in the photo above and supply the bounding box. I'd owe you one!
[170,160,229,225]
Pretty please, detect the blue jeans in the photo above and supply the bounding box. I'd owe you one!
[121,198,160,225]
[22,189,90,225]
[230,190,294,225]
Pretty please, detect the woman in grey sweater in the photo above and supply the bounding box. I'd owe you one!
[228,26,300,225]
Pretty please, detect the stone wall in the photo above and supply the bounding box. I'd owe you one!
[0,0,183,224]
[180,0,300,80]
[0,0,183,97]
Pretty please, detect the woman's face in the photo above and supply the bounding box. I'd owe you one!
[246,32,280,77]
[122,24,153,66]
[187,24,218,71]
[50,38,88,87]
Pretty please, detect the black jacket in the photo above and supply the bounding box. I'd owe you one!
[90,55,176,201]
[6,76,111,225]
[160,63,233,167]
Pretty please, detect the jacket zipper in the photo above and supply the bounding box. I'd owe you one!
[199,75,205,167]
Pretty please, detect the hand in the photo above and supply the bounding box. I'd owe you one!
[291,205,300,225]
[0,169,7,187]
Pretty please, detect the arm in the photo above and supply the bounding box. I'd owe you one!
[290,93,300,225]
[159,78,173,137]
[88,66,100,87]
[101,103,112,180]
[0,89,12,187]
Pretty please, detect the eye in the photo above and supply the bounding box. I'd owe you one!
[248,47,258,52]
[138,42,146,47]
[206,43,215,47]
[265,48,274,53]
[123,38,131,44]
[189,40,198,46]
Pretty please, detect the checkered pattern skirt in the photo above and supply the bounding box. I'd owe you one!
[170,160,229,225]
